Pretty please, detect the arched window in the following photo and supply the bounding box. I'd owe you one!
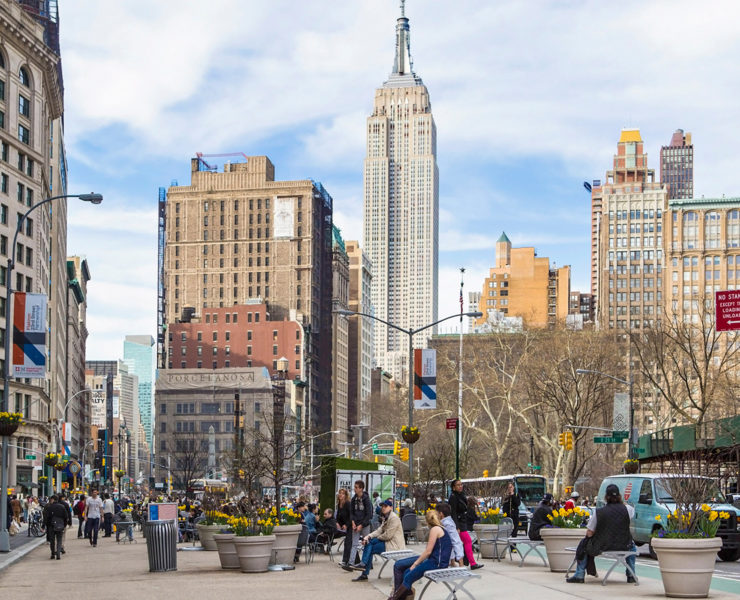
[728,210,740,248]
[19,67,29,87]
[704,211,721,249]
[682,211,698,250]
[0,52,5,70]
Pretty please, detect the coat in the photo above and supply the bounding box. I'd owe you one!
[366,511,405,551]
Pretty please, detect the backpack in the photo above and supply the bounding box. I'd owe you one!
[51,515,65,533]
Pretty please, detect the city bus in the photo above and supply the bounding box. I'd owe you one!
[190,478,229,502]
[461,474,548,532]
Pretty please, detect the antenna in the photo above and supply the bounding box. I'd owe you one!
[400,0,406,17]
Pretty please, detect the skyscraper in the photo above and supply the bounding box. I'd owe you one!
[660,129,693,200]
[123,335,155,447]
[363,0,438,381]
[592,129,667,330]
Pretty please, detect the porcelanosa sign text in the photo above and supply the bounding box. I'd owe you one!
[166,372,256,384]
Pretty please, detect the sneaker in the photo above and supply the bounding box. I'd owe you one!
[565,576,584,584]
[352,574,368,582]
[470,564,484,570]
[627,576,636,584]
[351,563,366,571]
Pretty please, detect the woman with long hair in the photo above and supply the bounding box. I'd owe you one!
[389,510,452,600]
[449,479,483,570]
[336,488,352,567]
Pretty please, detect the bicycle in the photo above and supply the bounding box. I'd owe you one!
[28,509,46,538]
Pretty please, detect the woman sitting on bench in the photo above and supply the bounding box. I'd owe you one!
[388,510,451,600]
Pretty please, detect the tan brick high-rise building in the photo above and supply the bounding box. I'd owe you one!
[592,129,667,330]
[160,155,335,437]
[331,226,349,448]
[475,232,570,328]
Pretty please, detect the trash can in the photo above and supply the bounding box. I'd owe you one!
[144,519,178,572]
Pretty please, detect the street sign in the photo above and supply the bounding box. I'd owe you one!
[373,449,394,455]
[715,290,740,331]
[594,436,627,444]
[612,431,629,438]
[446,418,458,430]
[24,454,36,460]
[527,463,541,470]
[372,443,379,450]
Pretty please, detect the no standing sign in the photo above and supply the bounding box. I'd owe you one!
[715,290,740,331]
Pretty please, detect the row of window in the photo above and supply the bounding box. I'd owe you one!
[166,358,298,371]
[175,329,298,342]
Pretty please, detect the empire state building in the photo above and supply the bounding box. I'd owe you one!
[363,1,439,382]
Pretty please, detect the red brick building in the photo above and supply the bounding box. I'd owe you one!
[167,303,302,380]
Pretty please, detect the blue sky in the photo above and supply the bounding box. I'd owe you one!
[60,0,740,358]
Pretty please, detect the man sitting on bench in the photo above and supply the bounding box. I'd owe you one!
[566,484,637,584]
[528,493,554,540]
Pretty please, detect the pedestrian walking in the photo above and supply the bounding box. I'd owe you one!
[448,479,483,569]
[102,493,115,537]
[84,489,104,547]
[44,495,71,560]
[74,495,86,538]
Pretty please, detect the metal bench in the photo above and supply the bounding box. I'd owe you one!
[418,567,482,600]
[564,546,639,585]
[506,537,547,567]
[378,550,417,579]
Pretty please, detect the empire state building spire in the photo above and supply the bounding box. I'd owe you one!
[392,0,413,76]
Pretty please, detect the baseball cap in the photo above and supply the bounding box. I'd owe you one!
[382,499,393,507]
[571,491,580,498]
[542,493,553,503]
[605,484,620,497]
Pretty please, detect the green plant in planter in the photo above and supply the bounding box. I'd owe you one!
[653,505,730,539]
[279,506,301,524]
[480,507,507,524]
[623,458,639,473]
[546,506,588,528]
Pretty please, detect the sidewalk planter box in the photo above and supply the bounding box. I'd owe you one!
[473,524,506,559]
[416,524,429,543]
[196,523,221,551]
[213,533,240,569]
[271,524,302,564]
[652,536,722,598]
[234,535,276,573]
[540,527,585,572]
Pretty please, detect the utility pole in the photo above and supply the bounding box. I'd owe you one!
[529,436,535,474]
[456,268,465,480]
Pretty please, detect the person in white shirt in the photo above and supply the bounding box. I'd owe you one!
[102,493,115,537]
[84,489,104,547]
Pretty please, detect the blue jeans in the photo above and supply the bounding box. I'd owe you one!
[360,538,385,575]
[393,555,441,590]
[573,543,637,579]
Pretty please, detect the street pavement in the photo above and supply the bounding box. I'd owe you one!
[0,528,739,600]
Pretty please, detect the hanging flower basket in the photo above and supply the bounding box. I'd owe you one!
[54,461,69,472]
[401,426,420,444]
[0,412,22,436]
[624,459,640,474]
[114,469,125,478]
[38,476,48,483]
[44,452,60,467]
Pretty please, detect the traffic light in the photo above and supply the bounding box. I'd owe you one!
[483,470,489,478]
[393,440,401,455]
[400,448,409,461]
[558,432,565,446]
[565,431,574,451]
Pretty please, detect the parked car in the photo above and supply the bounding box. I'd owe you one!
[596,474,740,562]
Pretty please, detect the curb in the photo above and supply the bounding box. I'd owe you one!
[0,537,46,573]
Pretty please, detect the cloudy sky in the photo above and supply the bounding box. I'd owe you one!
[61,0,740,359]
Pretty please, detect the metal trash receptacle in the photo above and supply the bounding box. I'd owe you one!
[144,519,178,572]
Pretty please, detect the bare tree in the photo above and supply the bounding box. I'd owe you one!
[223,433,269,502]
[171,431,206,496]
[630,304,740,425]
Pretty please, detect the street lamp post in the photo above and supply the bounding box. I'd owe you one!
[0,192,102,553]
[575,368,635,458]
[336,309,482,493]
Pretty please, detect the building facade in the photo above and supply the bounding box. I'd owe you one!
[0,0,68,494]
[568,291,594,324]
[592,129,667,331]
[331,226,349,448]
[160,155,334,437]
[345,240,373,434]
[363,3,438,382]
[65,257,91,458]
[123,335,155,447]
[661,129,693,200]
[474,232,570,328]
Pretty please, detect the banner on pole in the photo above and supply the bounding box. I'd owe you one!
[613,392,630,432]
[413,349,437,409]
[12,292,47,378]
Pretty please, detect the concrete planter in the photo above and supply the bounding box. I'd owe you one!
[196,523,222,551]
[473,523,507,559]
[540,527,585,572]
[271,524,302,564]
[652,536,722,598]
[213,533,240,569]
[234,535,276,573]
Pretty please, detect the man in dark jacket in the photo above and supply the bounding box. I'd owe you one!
[566,484,637,584]
[44,495,71,560]
[528,493,554,541]
[342,480,372,571]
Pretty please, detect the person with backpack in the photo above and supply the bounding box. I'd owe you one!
[44,495,71,560]
[74,495,86,538]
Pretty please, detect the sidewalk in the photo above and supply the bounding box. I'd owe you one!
[0,531,738,600]
[0,523,46,573]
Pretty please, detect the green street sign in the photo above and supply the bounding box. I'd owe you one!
[24,454,36,460]
[612,431,629,439]
[527,463,541,470]
[594,436,627,444]
[372,443,379,450]
[373,449,394,455]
